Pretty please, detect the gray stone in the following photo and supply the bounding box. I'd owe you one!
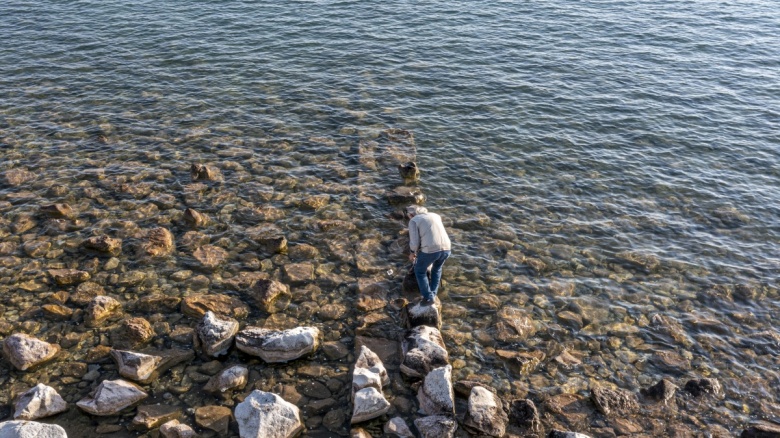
[2,334,60,371]
[462,386,508,437]
[417,365,454,416]
[414,415,457,438]
[13,384,67,420]
[76,379,148,416]
[110,350,162,383]
[203,365,248,393]
[160,419,196,438]
[351,387,390,424]
[590,386,639,416]
[235,390,304,438]
[85,296,122,327]
[236,326,319,363]
[384,417,414,438]
[196,311,239,357]
[402,299,442,329]
[0,421,67,438]
[401,326,449,378]
[641,379,678,403]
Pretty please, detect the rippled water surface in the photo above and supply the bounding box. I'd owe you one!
[1,0,779,436]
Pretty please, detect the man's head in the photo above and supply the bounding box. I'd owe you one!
[405,205,428,218]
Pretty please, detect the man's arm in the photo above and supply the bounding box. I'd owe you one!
[408,218,420,258]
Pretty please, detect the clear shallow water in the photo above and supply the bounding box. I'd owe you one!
[1,0,779,436]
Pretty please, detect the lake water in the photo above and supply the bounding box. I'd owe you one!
[1,0,779,436]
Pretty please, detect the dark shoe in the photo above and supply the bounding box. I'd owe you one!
[420,298,435,306]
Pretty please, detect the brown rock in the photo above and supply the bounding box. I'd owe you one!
[193,245,228,269]
[496,350,544,376]
[544,393,591,427]
[131,404,183,431]
[113,317,155,349]
[48,269,90,286]
[288,243,319,260]
[180,231,209,250]
[71,282,106,306]
[82,235,122,256]
[590,386,639,416]
[40,203,76,219]
[4,168,35,186]
[183,208,209,228]
[301,194,330,210]
[140,227,174,258]
[42,304,73,321]
[318,304,348,321]
[246,225,287,254]
[85,296,123,327]
[356,278,388,312]
[182,294,249,319]
[386,187,425,205]
[284,263,314,284]
[191,163,222,181]
[252,279,291,314]
[651,350,691,374]
[136,295,181,313]
[2,333,60,371]
[494,307,536,343]
[195,405,232,435]
[22,240,51,258]
[741,422,780,438]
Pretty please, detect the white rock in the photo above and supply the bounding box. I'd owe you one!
[384,417,414,438]
[405,299,442,329]
[351,387,391,424]
[235,326,319,363]
[204,365,248,393]
[462,386,508,437]
[417,365,454,416]
[160,419,196,438]
[235,390,303,438]
[354,345,388,387]
[414,415,458,438]
[549,431,593,438]
[76,379,148,416]
[400,326,448,378]
[110,350,162,383]
[13,384,67,420]
[352,368,383,395]
[2,334,60,371]
[196,311,239,357]
[0,421,67,438]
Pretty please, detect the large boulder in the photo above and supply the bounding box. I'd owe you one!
[204,365,249,394]
[401,326,448,378]
[13,384,68,420]
[402,299,442,329]
[76,379,148,416]
[417,365,454,416]
[0,421,67,438]
[234,390,303,438]
[461,386,508,437]
[236,326,319,363]
[414,416,457,438]
[196,311,239,357]
[251,279,291,314]
[110,350,162,383]
[2,334,60,371]
[351,387,390,424]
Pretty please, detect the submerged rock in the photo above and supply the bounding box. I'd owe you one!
[398,161,420,181]
[234,390,304,438]
[417,365,454,416]
[493,306,536,343]
[139,227,174,258]
[251,279,291,314]
[110,350,162,383]
[351,387,390,424]
[40,203,76,219]
[181,294,249,319]
[741,422,780,438]
[2,334,60,371]
[13,384,68,420]
[684,378,723,397]
[236,326,319,363]
[131,405,183,431]
[195,405,232,435]
[193,245,229,270]
[183,208,209,228]
[191,163,222,182]
[76,379,148,416]
[401,326,449,378]
[85,296,122,327]
[510,399,541,433]
[112,317,154,349]
[197,311,239,357]
[462,386,508,437]
[414,415,457,438]
[641,379,678,403]
[81,235,122,256]
[386,186,425,205]
[0,421,67,438]
[48,269,90,286]
[590,386,639,416]
[203,365,249,393]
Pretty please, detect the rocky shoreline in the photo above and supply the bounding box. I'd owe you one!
[0,128,777,438]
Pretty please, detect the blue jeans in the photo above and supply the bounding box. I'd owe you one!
[414,250,451,301]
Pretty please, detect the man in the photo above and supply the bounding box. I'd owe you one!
[406,205,451,305]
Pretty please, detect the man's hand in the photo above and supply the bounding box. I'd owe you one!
[408,252,416,262]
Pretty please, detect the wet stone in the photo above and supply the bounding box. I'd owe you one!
[183,208,208,228]
[40,203,76,219]
[494,306,536,343]
[112,317,154,349]
[4,168,36,186]
[203,365,248,394]
[322,341,349,360]
[641,378,678,403]
[160,419,197,438]
[401,326,449,378]
[251,279,291,314]
[76,379,148,416]
[684,378,723,398]
[740,422,780,438]
[136,295,181,313]
[590,386,639,416]
[196,311,239,357]
[414,415,458,438]
[318,303,348,321]
[82,235,122,256]
[85,296,122,327]
[22,240,50,258]
[510,399,541,433]
[48,269,90,286]
[41,304,72,321]
[193,244,229,269]
[71,282,105,306]
[138,227,175,258]
[549,430,593,438]
[191,163,222,182]
[386,186,425,205]
[284,263,314,284]
[299,381,331,399]
[131,404,183,431]
[181,294,249,319]
[110,349,162,383]
[651,350,692,373]
[195,405,232,435]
